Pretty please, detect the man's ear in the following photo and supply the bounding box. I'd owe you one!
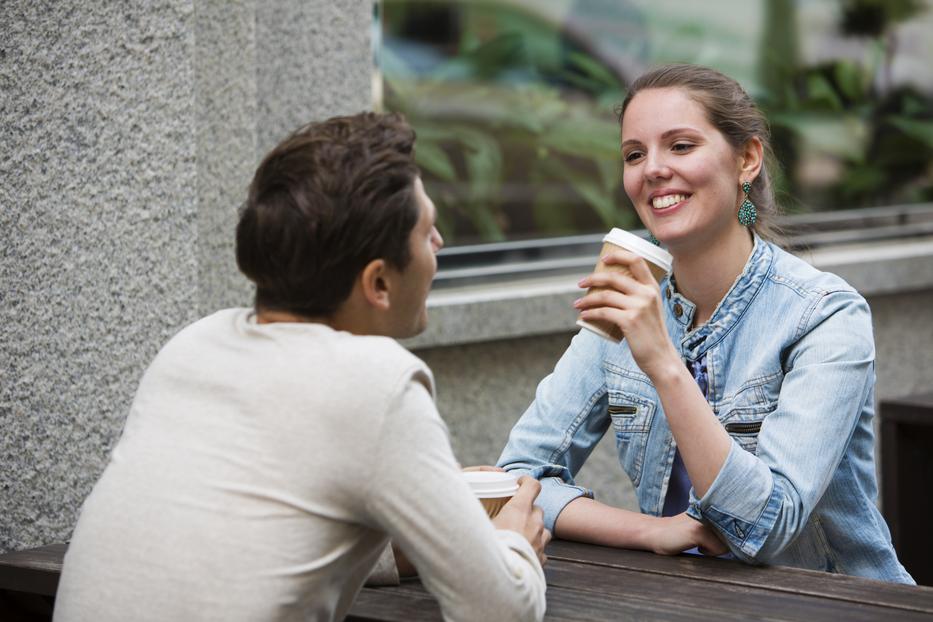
[359,258,391,311]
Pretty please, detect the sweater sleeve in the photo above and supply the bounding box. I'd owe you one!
[364,375,546,622]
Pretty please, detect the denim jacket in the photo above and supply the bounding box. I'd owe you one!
[498,238,914,583]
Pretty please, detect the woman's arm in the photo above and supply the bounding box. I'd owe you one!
[555,497,727,555]
[575,251,731,497]
[496,330,612,531]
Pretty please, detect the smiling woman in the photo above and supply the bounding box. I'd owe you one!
[618,65,780,250]
[497,63,916,585]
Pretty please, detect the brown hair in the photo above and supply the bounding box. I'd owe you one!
[619,64,782,242]
[235,112,420,317]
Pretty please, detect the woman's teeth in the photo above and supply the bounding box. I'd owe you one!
[652,194,688,209]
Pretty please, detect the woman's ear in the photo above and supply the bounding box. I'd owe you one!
[740,136,764,180]
[359,258,391,311]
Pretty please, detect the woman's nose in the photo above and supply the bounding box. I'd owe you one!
[431,227,444,253]
[644,152,672,181]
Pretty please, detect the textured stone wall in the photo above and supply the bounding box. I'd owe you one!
[0,0,372,553]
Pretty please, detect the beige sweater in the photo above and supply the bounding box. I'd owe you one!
[54,309,545,622]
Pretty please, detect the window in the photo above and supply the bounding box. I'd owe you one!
[376,0,933,254]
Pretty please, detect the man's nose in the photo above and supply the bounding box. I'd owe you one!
[431,227,444,252]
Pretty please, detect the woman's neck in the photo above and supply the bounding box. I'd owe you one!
[671,229,754,328]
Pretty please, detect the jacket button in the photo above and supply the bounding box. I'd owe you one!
[673,303,683,318]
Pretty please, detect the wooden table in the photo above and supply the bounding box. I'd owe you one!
[349,540,933,621]
[2,540,932,621]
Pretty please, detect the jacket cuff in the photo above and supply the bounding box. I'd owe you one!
[690,441,781,560]
[536,476,594,532]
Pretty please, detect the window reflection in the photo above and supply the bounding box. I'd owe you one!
[378,0,933,246]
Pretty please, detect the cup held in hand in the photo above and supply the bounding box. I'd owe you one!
[577,228,673,343]
[462,471,519,519]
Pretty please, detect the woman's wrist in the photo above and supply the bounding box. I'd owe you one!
[644,345,687,388]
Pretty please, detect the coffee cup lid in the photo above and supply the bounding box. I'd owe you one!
[462,471,519,498]
[603,228,673,273]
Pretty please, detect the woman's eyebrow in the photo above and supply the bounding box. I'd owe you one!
[622,126,702,148]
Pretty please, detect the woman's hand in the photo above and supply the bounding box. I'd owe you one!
[574,249,680,379]
[643,513,728,556]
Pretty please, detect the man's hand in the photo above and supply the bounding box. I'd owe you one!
[643,512,728,556]
[491,476,551,565]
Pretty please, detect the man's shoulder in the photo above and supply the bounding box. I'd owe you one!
[279,329,432,402]
[341,334,435,397]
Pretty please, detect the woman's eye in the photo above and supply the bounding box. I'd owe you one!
[623,151,644,163]
[672,142,695,153]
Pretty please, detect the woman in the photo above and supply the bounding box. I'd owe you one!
[498,64,914,583]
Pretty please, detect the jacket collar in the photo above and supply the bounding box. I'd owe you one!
[663,236,773,361]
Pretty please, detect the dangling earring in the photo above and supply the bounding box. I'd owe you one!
[648,233,660,246]
[738,180,757,227]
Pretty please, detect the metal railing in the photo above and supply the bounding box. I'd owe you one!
[433,203,933,288]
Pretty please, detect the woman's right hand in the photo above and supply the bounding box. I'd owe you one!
[644,512,728,556]
[491,476,551,566]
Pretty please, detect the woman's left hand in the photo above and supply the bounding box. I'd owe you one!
[575,249,680,378]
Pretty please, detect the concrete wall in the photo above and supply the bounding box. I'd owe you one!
[0,0,372,554]
[415,288,933,512]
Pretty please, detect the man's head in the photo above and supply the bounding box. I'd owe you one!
[235,112,443,338]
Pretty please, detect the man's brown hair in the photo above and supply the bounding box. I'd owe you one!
[236,112,420,317]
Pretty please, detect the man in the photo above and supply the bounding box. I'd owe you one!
[54,112,548,621]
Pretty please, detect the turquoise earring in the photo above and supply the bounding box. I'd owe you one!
[648,233,660,246]
[738,180,757,227]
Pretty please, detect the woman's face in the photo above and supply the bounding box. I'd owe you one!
[621,87,745,252]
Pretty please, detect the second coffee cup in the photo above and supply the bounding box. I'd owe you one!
[462,471,519,519]
[576,228,673,343]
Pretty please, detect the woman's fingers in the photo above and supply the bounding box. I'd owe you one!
[696,527,729,557]
[578,271,655,299]
[574,288,636,312]
[599,250,657,284]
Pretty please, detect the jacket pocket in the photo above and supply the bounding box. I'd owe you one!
[720,405,774,455]
[608,392,655,486]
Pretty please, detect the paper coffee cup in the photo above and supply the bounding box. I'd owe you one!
[462,471,519,519]
[576,228,673,343]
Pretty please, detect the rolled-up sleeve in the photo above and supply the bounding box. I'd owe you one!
[688,290,875,562]
[497,332,609,530]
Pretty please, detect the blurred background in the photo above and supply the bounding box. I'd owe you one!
[376,0,933,247]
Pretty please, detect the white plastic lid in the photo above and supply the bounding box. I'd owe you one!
[603,228,673,273]
[462,471,519,498]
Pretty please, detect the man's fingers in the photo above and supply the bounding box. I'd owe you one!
[511,476,542,505]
